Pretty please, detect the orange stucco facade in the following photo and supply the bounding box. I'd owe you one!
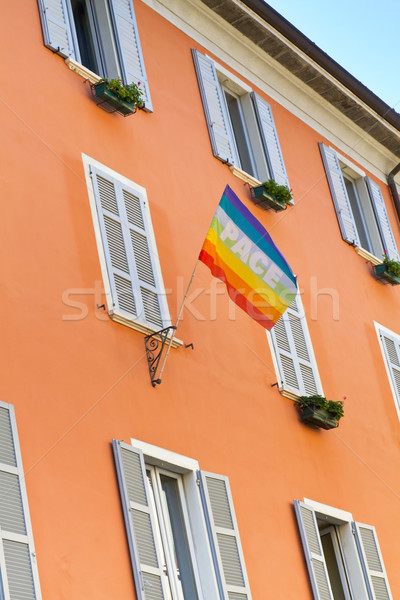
[1,1,400,599]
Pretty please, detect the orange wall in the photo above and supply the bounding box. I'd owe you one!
[1,1,400,598]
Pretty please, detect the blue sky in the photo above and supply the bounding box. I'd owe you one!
[266,0,400,110]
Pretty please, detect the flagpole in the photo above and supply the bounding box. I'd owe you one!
[157,258,200,381]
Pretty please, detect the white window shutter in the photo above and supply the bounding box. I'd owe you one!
[90,165,168,330]
[37,0,76,58]
[109,0,153,111]
[0,403,42,600]
[192,50,239,166]
[270,294,321,397]
[294,500,334,600]
[379,330,400,413]
[319,143,360,246]
[113,441,168,600]
[199,471,252,600]
[251,93,290,188]
[354,522,393,600]
[365,178,399,261]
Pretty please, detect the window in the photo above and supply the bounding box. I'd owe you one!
[268,293,323,398]
[376,322,400,422]
[38,0,152,110]
[294,499,393,600]
[0,402,42,600]
[112,439,252,600]
[192,49,290,187]
[319,143,399,261]
[83,155,171,335]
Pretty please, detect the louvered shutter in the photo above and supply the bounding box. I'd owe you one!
[199,471,252,600]
[354,523,393,600]
[251,93,289,188]
[365,178,399,261]
[90,165,168,330]
[270,294,321,397]
[109,0,152,111]
[192,50,239,166]
[319,143,360,246]
[379,330,400,413]
[0,403,42,600]
[294,501,334,600]
[113,441,168,600]
[37,0,76,58]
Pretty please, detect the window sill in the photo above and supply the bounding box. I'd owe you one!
[110,310,183,348]
[354,246,382,266]
[65,57,101,84]
[229,165,261,187]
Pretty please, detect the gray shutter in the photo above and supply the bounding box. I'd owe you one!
[365,178,399,261]
[294,500,334,600]
[319,143,360,246]
[37,0,76,58]
[192,50,239,166]
[109,0,152,111]
[270,295,320,396]
[112,441,167,600]
[91,165,165,329]
[354,522,393,600]
[379,330,400,413]
[0,404,41,600]
[199,471,252,600]
[251,93,289,187]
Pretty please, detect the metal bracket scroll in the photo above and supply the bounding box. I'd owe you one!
[144,326,177,387]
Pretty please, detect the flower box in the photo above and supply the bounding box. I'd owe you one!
[251,185,287,211]
[374,263,400,286]
[91,82,136,116]
[300,406,338,430]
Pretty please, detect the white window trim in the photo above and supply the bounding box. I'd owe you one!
[65,57,101,83]
[374,321,400,422]
[82,154,182,346]
[129,439,220,600]
[299,498,369,599]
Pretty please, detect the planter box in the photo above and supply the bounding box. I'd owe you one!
[374,263,400,286]
[251,185,287,211]
[300,406,338,430]
[91,82,136,116]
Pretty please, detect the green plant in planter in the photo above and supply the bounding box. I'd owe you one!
[261,179,293,204]
[382,251,400,277]
[99,78,144,107]
[297,394,344,423]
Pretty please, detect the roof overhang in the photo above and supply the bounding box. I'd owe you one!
[200,0,400,158]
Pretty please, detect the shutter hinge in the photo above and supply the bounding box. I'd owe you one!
[196,471,201,487]
[351,522,356,535]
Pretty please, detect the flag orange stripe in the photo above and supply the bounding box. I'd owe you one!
[200,250,276,329]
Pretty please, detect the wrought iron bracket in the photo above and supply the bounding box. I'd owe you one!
[144,326,177,387]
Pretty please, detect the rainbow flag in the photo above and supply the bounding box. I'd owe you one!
[199,185,297,329]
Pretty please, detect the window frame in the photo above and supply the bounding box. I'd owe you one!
[192,49,290,190]
[295,498,393,600]
[113,438,252,600]
[375,321,400,422]
[319,143,398,263]
[0,401,42,600]
[38,0,153,111]
[267,293,323,399]
[82,154,176,339]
